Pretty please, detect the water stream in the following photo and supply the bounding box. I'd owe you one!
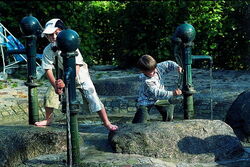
[209,65,214,120]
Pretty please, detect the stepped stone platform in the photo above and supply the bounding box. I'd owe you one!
[0,66,250,166]
[0,68,249,122]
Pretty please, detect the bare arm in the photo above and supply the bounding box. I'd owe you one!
[146,80,182,99]
[76,65,80,76]
[45,69,56,88]
[45,69,64,95]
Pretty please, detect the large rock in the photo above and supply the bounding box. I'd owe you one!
[0,126,67,167]
[225,90,250,142]
[109,120,244,163]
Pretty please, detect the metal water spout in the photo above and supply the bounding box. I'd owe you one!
[7,15,42,124]
[192,55,213,119]
[192,55,213,68]
[57,29,80,166]
[172,22,213,119]
[172,22,196,119]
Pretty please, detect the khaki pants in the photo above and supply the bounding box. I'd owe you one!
[44,86,61,109]
[44,64,104,113]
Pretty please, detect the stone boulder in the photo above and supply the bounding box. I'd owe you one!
[0,126,67,167]
[225,90,250,142]
[109,120,244,163]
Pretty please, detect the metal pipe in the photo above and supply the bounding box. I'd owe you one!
[192,55,213,68]
[173,23,215,120]
[192,55,212,61]
[57,29,80,165]
[24,34,39,124]
[173,22,196,119]
[192,55,214,119]
[7,15,42,124]
[20,16,42,124]
[62,52,80,166]
[6,49,26,54]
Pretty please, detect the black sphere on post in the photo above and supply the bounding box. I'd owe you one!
[20,15,43,36]
[175,23,196,43]
[57,29,80,53]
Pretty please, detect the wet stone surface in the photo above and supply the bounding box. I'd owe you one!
[109,120,244,163]
[0,68,249,121]
[0,67,250,166]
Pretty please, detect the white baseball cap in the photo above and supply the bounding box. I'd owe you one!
[41,18,65,37]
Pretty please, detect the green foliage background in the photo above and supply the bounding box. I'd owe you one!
[0,1,249,70]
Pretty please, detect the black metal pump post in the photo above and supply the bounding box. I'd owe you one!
[172,23,196,119]
[8,15,43,124]
[57,29,80,166]
[172,22,213,120]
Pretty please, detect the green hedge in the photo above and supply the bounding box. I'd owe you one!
[0,1,249,70]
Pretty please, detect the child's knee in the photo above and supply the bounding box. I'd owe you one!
[158,104,175,122]
[132,106,149,123]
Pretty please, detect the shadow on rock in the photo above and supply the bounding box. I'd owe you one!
[178,135,244,161]
[109,120,244,163]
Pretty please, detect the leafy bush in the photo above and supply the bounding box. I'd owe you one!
[0,1,248,70]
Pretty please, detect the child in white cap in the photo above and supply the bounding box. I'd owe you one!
[35,18,118,131]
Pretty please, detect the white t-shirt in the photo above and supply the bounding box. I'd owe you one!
[42,43,85,70]
[42,43,103,112]
[137,61,179,106]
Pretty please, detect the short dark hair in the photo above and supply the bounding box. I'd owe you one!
[55,19,66,30]
[137,54,157,71]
